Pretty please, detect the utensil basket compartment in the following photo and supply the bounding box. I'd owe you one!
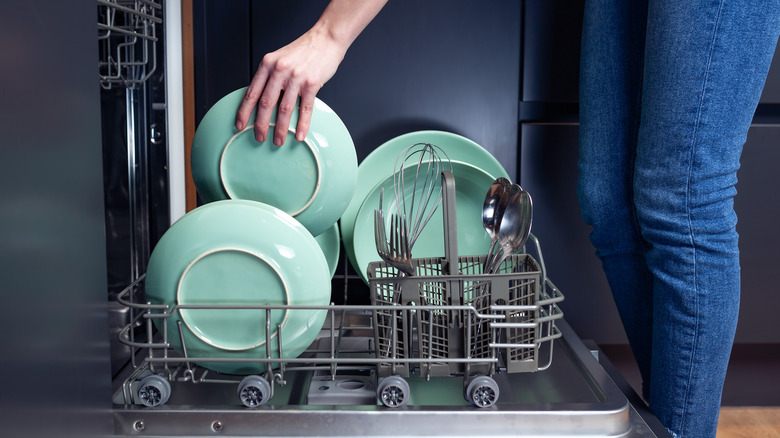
[368,248,561,378]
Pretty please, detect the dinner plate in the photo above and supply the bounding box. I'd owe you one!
[145,199,331,375]
[314,223,340,278]
[352,161,500,283]
[340,131,509,274]
[192,87,357,237]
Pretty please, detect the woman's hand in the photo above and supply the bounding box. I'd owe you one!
[235,27,347,145]
[235,0,387,146]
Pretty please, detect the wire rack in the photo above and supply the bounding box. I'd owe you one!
[113,171,564,409]
[97,0,162,89]
[114,256,563,409]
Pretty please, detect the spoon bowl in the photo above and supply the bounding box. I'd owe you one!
[482,177,511,269]
[488,184,532,273]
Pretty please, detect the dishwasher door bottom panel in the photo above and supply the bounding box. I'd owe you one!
[112,319,667,437]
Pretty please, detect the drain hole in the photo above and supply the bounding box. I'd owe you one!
[337,379,365,390]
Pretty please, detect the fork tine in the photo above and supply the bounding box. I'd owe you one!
[389,214,407,259]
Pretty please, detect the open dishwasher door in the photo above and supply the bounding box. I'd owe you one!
[113,313,668,437]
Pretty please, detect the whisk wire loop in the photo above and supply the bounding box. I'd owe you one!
[391,143,453,253]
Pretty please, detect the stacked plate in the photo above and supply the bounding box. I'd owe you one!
[339,131,510,283]
[191,87,357,239]
[145,88,355,374]
[145,200,332,374]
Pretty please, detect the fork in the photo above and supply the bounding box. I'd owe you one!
[374,189,415,276]
[374,190,416,357]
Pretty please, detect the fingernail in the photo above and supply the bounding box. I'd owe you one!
[236,120,242,130]
[274,136,283,146]
[296,133,304,141]
[256,134,265,142]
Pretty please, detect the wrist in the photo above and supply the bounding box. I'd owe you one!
[310,19,352,54]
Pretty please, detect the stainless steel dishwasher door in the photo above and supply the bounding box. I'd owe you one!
[113,319,667,437]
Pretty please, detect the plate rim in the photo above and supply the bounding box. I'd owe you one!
[314,223,341,278]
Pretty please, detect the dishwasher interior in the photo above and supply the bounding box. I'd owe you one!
[98,2,665,436]
[109,237,655,437]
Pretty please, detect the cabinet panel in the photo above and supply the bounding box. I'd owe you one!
[520,124,626,343]
[734,127,780,342]
[248,0,522,178]
[759,39,780,103]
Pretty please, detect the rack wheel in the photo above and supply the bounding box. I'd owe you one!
[137,374,171,407]
[238,375,272,407]
[377,376,410,408]
[465,376,499,408]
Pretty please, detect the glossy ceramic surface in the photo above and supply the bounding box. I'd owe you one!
[339,131,509,274]
[145,200,331,375]
[192,87,357,237]
[352,161,500,283]
[314,223,341,278]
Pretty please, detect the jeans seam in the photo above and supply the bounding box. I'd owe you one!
[680,0,726,433]
[631,15,647,252]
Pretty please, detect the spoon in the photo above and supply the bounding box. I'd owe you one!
[485,184,520,272]
[482,177,511,270]
[515,188,533,251]
[488,184,532,273]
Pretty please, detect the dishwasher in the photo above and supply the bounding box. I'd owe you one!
[99,2,669,436]
[111,208,662,437]
[111,271,660,436]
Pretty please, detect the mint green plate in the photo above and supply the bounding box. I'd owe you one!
[192,88,357,237]
[352,161,499,283]
[145,200,331,375]
[339,131,508,276]
[314,223,340,278]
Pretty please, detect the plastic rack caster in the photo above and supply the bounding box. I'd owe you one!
[238,375,272,407]
[465,376,499,408]
[376,376,410,408]
[136,374,171,407]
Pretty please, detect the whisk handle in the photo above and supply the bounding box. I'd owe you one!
[441,170,459,276]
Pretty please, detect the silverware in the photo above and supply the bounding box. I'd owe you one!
[486,184,533,274]
[374,189,414,276]
[482,177,511,271]
[392,143,453,255]
[374,189,415,357]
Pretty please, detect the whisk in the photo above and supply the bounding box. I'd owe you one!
[391,143,453,256]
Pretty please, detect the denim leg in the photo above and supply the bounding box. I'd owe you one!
[578,0,654,396]
[636,1,780,437]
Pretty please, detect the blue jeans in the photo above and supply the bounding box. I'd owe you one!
[578,1,780,437]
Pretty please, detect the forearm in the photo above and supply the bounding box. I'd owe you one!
[313,0,388,51]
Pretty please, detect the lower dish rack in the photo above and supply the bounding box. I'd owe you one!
[114,234,563,409]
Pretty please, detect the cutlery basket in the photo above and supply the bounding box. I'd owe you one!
[368,171,562,378]
[368,243,561,378]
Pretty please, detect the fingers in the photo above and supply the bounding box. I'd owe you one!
[237,51,325,145]
[273,85,299,146]
[253,67,285,143]
[235,63,270,132]
[295,81,319,142]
